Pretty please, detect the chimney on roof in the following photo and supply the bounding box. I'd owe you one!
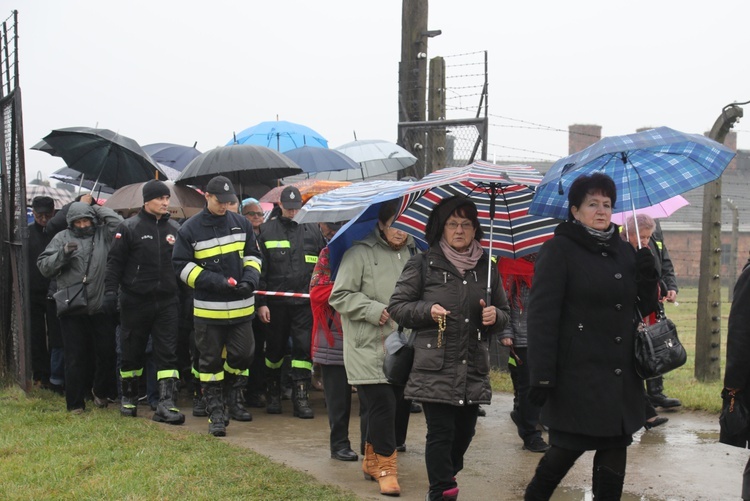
[568,124,601,154]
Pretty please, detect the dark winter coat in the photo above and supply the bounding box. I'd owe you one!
[28,221,53,295]
[526,221,658,438]
[105,209,181,298]
[37,203,123,314]
[388,246,510,406]
[172,208,261,325]
[721,263,750,447]
[257,216,326,307]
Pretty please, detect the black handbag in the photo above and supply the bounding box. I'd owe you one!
[719,388,750,447]
[634,308,687,379]
[53,281,88,316]
[383,326,415,386]
[53,238,94,317]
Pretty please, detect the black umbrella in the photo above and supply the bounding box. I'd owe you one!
[49,166,116,194]
[33,127,166,189]
[175,144,303,191]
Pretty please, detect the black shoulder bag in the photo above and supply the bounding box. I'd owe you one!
[383,254,426,386]
[634,306,687,379]
[53,239,95,317]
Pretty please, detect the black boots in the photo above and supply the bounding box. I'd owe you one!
[266,372,282,414]
[592,466,624,500]
[203,383,226,437]
[192,378,207,417]
[646,376,681,408]
[226,375,252,422]
[120,377,138,417]
[153,378,185,425]
[292,380,314,419]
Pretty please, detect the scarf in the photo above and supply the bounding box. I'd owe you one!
[498,256,535,310]
[309,247,342,356]
[439,237,483,276]
[572,219,615,244]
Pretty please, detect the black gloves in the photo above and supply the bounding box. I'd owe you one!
[102,292,118,315]
[528,387,551,407]
[235,281,254,299]
[635,247,656,276]
[63,241,79,256]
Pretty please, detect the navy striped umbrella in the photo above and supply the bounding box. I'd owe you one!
[391,161,557,260]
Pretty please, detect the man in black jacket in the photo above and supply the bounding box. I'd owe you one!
[256,186,325,419]
[172,176,262,436]
[105,180,185,424]
[27,196,63,391]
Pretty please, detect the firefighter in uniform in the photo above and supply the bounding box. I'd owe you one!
[172,176,261,436]
[256,186,326,419]
[105,180,185,424]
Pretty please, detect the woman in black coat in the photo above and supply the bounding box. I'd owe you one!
[389,196,510,501]
[721,257,750,498]
[524,173,658,500]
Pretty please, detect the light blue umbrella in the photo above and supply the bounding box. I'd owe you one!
[227,120,328,152]
[529,126,736,221]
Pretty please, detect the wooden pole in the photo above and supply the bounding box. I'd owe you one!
[695,105,743,381]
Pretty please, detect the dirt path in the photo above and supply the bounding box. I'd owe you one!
[174,390,746,500]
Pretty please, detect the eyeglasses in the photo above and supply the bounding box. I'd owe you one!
[243,211,264,217]
[445,221,474,231]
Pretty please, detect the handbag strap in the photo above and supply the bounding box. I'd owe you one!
[81,236,96,284]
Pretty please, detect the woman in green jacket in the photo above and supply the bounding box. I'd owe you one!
[329,201,417,497]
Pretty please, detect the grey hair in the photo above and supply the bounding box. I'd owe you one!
[624,213,656,234]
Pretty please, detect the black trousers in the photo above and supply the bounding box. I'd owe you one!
[194,320,254,379]
[321,364,356,452]
[59,313,117,411]
[246,317,267,394]
[508,347,544,442]
[356,383,410,456]
[29,293,62,382]
[422,402,479,500]
[264,302,312,381]
[119,293,179,379]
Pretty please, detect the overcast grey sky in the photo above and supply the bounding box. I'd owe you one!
[14,0,750,181]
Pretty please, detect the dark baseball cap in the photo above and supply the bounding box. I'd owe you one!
[31,196,55,214]
[280,186,303,210]
[205,175,238,203]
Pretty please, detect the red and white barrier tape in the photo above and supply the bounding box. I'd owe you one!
[253,290,310,298]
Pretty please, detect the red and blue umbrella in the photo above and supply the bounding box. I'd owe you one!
[391,161,557,260]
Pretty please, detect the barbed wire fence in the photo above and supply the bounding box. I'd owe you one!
[0,10,30,388]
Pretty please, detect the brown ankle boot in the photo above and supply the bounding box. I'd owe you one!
[374,450,400,496]
[362,442,378,481]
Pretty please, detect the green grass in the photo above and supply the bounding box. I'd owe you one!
[490,286,727,414]
[0,386,356,501]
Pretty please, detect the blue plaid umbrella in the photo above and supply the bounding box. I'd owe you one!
[529,126,736,221]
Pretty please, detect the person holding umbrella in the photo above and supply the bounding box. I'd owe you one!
[172,175,262,437]
[524,173,659,500]
[37,201,123,413]
[388,196,510,501]
[104,180,185,424]
[329,200,419,497]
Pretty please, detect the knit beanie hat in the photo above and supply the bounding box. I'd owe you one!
[142,180,171,203]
